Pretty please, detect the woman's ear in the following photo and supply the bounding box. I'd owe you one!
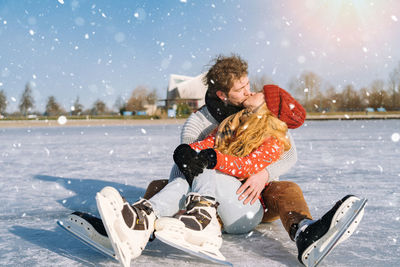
[216,90,227,101]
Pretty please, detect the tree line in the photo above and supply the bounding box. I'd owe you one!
[285,62,400,112]
[1,62,400,117]
[251,63,400,113]
[0,84,158,117]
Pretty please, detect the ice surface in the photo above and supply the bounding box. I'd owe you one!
[0,120,399,266]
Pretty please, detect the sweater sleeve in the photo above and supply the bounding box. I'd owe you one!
[180,107,218,144]
[213,137,284,179]
[265,131,297,180]
[189,135,216,151]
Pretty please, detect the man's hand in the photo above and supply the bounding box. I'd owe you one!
[236,169,269,205]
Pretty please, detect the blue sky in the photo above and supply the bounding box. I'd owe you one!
[1,0,400,112]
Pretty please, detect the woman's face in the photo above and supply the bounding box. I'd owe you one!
[243,92,265,111]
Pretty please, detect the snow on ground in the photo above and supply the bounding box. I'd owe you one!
[0,120,399,266]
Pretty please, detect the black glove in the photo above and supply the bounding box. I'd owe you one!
[198,148,217,169]
[173,144,205,185]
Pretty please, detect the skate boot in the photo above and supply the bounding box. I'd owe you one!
[96,186,156,267]
[295,195,367,267]
[155,192,225,262]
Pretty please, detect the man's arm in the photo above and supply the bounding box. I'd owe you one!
[180,107,218,144]
[265,131,297,180]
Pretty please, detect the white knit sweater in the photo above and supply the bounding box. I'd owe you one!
[169,106,298,181]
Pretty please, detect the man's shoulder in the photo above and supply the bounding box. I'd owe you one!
[186,106,216,124]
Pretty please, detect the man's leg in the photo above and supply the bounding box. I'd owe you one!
[261,181,312,240]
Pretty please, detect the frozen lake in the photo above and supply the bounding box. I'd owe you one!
[0,120,399,266]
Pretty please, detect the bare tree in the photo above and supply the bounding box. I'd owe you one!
[92,99,107,115]
[359,88,371,109]
[388,62,400,110]
[126,86,150,112]
[146,89,158,105]
[339,85,362,111]
[45,96,65,116]
[114,96,126,114]
[0,90,7,115]
[250,74,274,92]
[289,72,322,111]
[19,83,35,116]
[323,86,341,112]
[72,96,84,115]
[368,80,389,109]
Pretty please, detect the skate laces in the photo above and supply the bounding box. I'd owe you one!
[122,199,154,230]
[171,194,220,231]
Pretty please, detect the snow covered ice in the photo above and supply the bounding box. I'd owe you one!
[0,120,399,266]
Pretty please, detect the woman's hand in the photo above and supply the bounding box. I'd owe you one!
[236,169,269,205]
[173,144,205,185]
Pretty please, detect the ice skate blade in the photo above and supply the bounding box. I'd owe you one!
[96,191,133,267]
[303,198,367,267]
[155,230,232,266]
[57,219,116,260]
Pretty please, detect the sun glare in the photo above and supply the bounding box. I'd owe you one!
[284,0,396,49]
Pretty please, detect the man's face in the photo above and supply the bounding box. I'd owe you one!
[243,92,265,111]
[221,76,253,107]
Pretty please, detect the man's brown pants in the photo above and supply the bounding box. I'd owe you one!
[143,179,312,239]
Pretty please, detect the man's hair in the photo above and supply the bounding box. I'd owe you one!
[204,54,248,95]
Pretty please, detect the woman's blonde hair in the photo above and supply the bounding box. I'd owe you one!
[214,103,291,157]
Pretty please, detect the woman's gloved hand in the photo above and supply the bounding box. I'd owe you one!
[173,144,205,186]
[198,148,217,169]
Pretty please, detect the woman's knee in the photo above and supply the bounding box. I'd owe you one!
[221,206,264,234]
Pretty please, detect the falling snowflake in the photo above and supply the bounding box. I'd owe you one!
[141,128,147,134]
[57,116,67,125]
[391,15,398,22]
[246,212,255,219]
[58,0,64,4]
[297,56,306,64]
[391,133,400,142]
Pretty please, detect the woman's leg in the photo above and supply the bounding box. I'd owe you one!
[147,165,190,217]
[192,170,264,234]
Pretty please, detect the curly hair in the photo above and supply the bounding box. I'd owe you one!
[215,103,291,157]
[204,54,248,95]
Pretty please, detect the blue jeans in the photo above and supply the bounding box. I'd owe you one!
[148,165,263,234]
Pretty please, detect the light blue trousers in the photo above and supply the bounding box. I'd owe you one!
[148,165,264,234]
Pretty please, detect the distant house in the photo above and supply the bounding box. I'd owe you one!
[165,73,208,110]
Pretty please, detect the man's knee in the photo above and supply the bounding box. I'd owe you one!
[267,181,303,195]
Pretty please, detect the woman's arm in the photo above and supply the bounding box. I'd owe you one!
[213,137,284,178]
[188,134,284,179]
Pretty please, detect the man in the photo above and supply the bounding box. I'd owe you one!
[94,54,365,267]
